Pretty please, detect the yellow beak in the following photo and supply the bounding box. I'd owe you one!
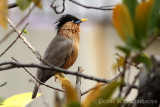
[81,19,88,22]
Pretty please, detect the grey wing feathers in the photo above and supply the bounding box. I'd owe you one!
[32,34,73,99]
[36,34,73,79]
[43,34,73,67]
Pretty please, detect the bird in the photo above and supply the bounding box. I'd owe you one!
[32,14,87,99]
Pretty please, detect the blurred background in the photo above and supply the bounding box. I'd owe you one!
[0,0,160,106]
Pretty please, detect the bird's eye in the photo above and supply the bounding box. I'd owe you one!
[71,20,74,23]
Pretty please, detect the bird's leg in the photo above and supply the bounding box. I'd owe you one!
[55,73,70,88]
[55,72,65,82]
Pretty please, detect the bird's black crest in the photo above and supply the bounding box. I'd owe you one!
[55,14,79,30]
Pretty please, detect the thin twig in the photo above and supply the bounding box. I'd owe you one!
[7,18,53,70]
[81,72,123,96]
[69,0,113,11]
[143,35,159,51]
[8,3,18,9]
[75,67,83,100]
[124,71,142,98]
[81,83,105,96]
[11,57,64,93]
[0,4,36,45]
[7,18,43,60]
[118,56,128,97]
[0,23,29,58]
[51,0,66,14]
[0,61,111,83]
[0,82,7,87]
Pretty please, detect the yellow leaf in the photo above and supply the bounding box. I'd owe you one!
[0,0,8,28]
[1,92,41,107]
[113,4,134,42]
[82,84,101,107]
[32,0,42,9]
[62,80,78,103]
[112,56,125,72]
[135,0,153,40]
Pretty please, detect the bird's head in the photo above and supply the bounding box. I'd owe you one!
[55,14,87,30]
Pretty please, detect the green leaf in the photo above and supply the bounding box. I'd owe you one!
[116,46,131,55]
[126,36,143,51]
[23,29,29,34]
[156,14,160,32]
[135,1,153,41]
[1,92,41,107]
[133,54,152,70]
[16,0,32,11]
[148,0,160,33]
[90,80,123,107]
[123,0,138,21]
[67,101,81,107]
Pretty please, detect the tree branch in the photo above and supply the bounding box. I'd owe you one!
[8,3,18,9]
[82,71,125,96]
[69,0,114,11]
[75,67,83,100]
[51,0,66,14]
[0,82,7,88]
[7,18,44,61]
[0,61,111,83]
[0,4,36,45]
[11,57,64,93]
[51,0,114,14]
[0,23,29,58]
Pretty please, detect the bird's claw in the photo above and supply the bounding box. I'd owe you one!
[55,74,70,88]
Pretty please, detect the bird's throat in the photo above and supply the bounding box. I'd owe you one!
[57,22,80,41]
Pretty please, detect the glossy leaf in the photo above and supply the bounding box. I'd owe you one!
[135,0,153,41]
[82,84,101,107]
[116,46,131,55]
[133,54,152,70]
[113,4,135,42]
[148,0,160,33]
[0,0,8,28]
[1,92,41,107]
[123,0,138,20]
[90,80,123,107]
[126,36,143,51]
[16,0,32,11]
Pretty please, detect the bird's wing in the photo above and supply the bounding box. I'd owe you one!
[36,34,73,80]
[43,34,73,67]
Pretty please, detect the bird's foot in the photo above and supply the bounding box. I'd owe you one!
[55,74,70,88]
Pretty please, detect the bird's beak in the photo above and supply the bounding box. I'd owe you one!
[75,19,88,24]
[81,19,88,22]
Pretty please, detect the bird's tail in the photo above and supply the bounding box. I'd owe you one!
[32,82,40,99]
